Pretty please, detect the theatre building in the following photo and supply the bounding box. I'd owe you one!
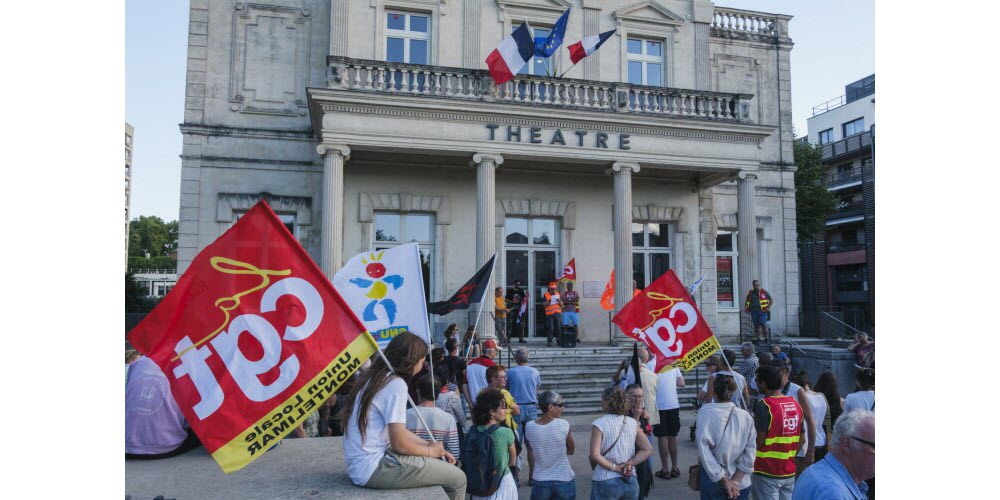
[177,0,799,342]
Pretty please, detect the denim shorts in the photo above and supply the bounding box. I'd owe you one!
[530,479,576,500]
[751,311,769,328]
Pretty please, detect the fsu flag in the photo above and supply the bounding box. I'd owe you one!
[556,258,576,283]
[428,254,497,316]
[127,201,376,473]
[612,270,720,373]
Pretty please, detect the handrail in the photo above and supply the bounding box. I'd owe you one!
[819,310,870,340]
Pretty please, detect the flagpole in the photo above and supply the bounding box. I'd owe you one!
[464,253,498,359]
[368,334,438,444]
[717,347,748,410]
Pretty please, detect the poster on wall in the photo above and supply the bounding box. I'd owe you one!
[716,256,733,304]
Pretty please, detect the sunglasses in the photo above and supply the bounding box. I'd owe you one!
[552,402,565,408]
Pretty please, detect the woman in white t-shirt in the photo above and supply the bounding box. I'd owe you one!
[844,367,875,414]
[792,370,827,472]
[342,332,467,500]
[525,390,576,499]
[590,387,652,500]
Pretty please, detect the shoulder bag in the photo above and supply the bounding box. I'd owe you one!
[689,406,736,491]
[590,415,627,471]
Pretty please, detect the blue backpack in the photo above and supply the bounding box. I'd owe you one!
[463,424,503,496]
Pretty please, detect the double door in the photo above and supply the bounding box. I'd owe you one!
[504,250,558,339]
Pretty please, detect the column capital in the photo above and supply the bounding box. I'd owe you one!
[472,152,504,166]
[610,162,640,174]
[317,143,351,159]
[737,170,758,180]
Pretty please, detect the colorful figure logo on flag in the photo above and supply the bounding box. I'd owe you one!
[347,251,405,324]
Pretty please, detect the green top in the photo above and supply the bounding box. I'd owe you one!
[475,425,515,476]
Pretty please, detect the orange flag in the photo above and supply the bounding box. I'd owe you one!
[600,270,615,310]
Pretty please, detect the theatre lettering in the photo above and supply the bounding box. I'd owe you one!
[486,124,631,150]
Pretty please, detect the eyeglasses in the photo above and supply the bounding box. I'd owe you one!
[849,436,875,448]
[552,403,565,407]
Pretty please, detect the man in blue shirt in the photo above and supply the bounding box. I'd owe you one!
[793,409,874,500]
[506,347,541,446]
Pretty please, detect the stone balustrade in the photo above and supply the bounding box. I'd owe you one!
[711,8,777,35]
[327,56,753,122]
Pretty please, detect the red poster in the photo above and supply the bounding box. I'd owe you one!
[612,270,720,372]
[128,201,376,472]
[716,256,733,303]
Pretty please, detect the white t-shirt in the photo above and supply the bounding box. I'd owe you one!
[343,377,408,486]
[785,382,802,400]
[796,391,828,454]
[591,415,639,482]
[524,418,575,482]
[655,368,683,410]
[466,363,489,404]
[844,390,875,413]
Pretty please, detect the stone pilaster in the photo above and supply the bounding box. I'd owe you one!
[611,162,640,342]
[463,0,481,68]
[472,153,503,339]
[737,172,759,308]
[318,143,350,279]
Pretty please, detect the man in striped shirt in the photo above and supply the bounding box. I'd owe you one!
[406,373,461,461]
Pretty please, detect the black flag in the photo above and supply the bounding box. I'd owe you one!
[630,343,642,390]
[428,254,497,315]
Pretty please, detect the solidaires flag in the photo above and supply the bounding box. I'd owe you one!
[127,200,375,473]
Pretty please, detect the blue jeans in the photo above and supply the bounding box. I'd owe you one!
[699,466,749,500]
[516,403,539,444]
[531,479,576,500]
[751,311,768,329]
[590,476,638,500]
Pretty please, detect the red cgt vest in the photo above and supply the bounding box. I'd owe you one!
[754,395,802,478]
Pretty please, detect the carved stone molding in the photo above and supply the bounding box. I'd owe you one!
[632,204,688,232]
[230,3,311,116]
[216,192,312,224]
[497,198,576,230]
[715,213,773,240]
[359,192,452,224]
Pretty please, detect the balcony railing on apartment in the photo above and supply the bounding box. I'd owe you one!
[828,200,864,221]
[827,241,866,253]
[820,131,872,160]
[326,56,753,122]
[826,167,862,189]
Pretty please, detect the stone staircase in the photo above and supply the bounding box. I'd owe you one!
[500,337,836,415]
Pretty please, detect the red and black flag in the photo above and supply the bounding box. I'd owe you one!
[428,254,497,315]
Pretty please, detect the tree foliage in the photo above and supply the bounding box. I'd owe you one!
[794,141,837,241]
[129,215,178,257]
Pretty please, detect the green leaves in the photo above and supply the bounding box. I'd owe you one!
[793,141,837,241]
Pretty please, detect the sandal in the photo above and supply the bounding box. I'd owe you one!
[670,468,681,478]
[655,470,670,480]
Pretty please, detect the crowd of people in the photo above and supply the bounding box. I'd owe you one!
[126,328,875,500]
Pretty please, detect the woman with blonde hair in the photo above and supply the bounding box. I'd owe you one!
[342,331,466,500]
[589,387,653,500]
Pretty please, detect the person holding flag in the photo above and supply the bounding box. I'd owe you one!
[562,281,580,331]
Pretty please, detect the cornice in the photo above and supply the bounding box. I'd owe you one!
[179,123,315,141]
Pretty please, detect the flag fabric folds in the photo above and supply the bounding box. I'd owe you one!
[127,201,375,473]
[568,29,616,64]
[556,258,576,283]
[333,243,432,348]
[428,254,497,316]
[486,21,535,85]
[600,269,615,311]
[535,8,570,58]
[612,270,720,373]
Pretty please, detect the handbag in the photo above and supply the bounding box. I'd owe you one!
[590,416,626,470]
[689,406,737,492]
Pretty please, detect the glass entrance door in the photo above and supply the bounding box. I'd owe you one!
[504,217,560,339]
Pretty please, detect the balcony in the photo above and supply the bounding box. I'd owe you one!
[326,56,754,122]
[827,241,866,253]
[826,167,862,190]
[820,131,872,161]
[827,200,864,222]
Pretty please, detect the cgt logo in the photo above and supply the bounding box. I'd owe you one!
[632,299,698,358]
[171,258,324,420]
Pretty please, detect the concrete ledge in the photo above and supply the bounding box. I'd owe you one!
[126,437,448,500]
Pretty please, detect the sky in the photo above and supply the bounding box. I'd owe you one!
[125,0,874,221]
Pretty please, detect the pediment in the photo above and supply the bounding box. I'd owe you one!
[496,0,574,15]
[613,1,685,26]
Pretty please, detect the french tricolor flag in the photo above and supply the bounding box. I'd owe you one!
[567,29,616,64]
[486,22,535,85]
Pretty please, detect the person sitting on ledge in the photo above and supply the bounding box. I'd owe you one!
[341,331,467,500]
[125,355,202,459]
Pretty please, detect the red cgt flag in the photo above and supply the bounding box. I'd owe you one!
[127,201,376,473]
[556,258,576,283]
[612,270,719,373]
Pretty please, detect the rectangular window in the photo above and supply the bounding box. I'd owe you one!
[233,211,298,239]
[125,149,132,162]
[633,222,672,288]
[626,38,663,86]
[125,134,132,147]
[716,231,737,308]
[842,117,865,137]
[519,26,552,76]
[385,11,430,64]
[818,128,833,145]
[374,212,435,300]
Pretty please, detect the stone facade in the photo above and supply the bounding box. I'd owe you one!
[178,0,798,341]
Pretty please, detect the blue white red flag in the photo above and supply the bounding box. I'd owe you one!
[486,21,534,85]
[567,29,616,64]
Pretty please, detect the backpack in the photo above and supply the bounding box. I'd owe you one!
[463,424,503,497]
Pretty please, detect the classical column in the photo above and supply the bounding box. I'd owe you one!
[472,153,503,339]
[737,172,759,302]
[318,143,351,279]
[611,162,640,342]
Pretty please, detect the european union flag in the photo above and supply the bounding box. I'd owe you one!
[534,8,570,58]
